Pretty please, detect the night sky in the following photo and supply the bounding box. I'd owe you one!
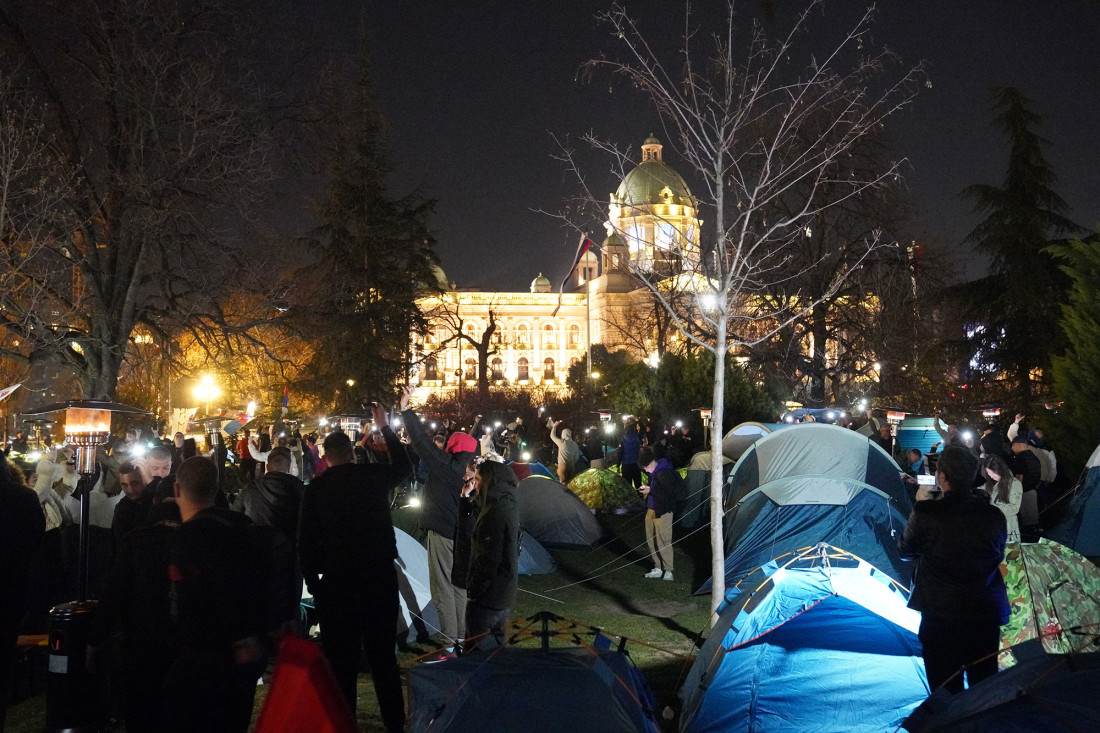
[323,1,1100,292]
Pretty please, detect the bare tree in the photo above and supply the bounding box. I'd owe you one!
[571,1,923,618]
[0,0,276,400]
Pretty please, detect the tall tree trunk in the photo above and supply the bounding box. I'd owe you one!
[709,307,728,623]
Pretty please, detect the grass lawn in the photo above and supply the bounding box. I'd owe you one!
[6,510,714,731]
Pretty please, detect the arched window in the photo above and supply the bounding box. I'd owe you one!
[464,358,477,380]
[568,323,581,347]
[464,323,477,340]
[542,323,556,348]
[569,356,580,368]
[424,357,438,381]
[490,357,503,380]
[517,323,530,347]
[543,357,555,380]
[517,357,529,380]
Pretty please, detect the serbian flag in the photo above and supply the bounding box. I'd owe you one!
[0,383,21,402]
[281,385,289,417]
[551,235,595,316]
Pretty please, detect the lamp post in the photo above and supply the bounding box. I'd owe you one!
[22,399,149,733]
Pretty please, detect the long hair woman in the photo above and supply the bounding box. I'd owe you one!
[982,453,1022,544]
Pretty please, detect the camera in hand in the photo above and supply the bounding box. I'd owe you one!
[916,474,936,487]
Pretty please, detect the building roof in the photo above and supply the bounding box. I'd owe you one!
[613,136,694,209]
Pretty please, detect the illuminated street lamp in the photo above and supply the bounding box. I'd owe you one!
[192,374,221,416]
[22,399,149,732]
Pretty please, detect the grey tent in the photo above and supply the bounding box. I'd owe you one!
[515,476,604,547]
[720,421,784,461]
[679,450,735,529]
[699,422,912,594]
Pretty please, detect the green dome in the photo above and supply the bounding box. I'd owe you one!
[601,230,626,248]
[615,159,694,208]
[530,272,551,293]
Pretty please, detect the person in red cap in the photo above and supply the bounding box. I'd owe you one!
[400,390,479,661]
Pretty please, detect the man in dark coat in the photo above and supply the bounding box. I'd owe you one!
[1,456,45,731]
[233,447,303,552]
[89,501,181,733]
[1010,436,1043,531]
[298,398,411,732]
[111,461,153,547]
[464,460,519,653]
[161,457,284,733]
[401,390,477,660]
[898,445,1009,693]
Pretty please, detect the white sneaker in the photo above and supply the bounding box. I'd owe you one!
[644,568,663,579]
[662,571,674,581]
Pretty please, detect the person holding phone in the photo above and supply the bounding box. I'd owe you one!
[898,446,1009,693]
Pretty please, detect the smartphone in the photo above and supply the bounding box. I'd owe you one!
[916,474,936,487]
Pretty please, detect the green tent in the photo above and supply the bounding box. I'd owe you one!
[568,468,643,511]
[999,539,1100,668]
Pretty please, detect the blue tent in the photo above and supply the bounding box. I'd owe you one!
[699,423,912,594]
[1047,441,1100,559]
[894,416,941,457]
[518,528,556,575]
[681,547,928,733]
[902,639,1100,732]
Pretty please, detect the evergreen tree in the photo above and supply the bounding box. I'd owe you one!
[960,87,1082,407]
[294,36,441,407]
[1047,232,1100,477]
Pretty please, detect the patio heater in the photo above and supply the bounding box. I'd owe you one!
[22,399,149,733]
[192,416,226,488]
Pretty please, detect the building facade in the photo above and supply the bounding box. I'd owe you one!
[410,135,702,401]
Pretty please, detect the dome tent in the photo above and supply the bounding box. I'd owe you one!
[408,612,661,733]
[1046,440,1100,560]
[698,422,912,595]
[680,546,927,733]
[514,476,603,548]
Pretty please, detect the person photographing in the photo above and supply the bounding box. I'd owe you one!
[898,445,1009,693]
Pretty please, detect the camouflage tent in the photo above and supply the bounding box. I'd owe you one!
[999,539,1100,668]
[568,468,642,511]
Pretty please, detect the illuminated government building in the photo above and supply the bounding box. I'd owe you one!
[410,135,702,401]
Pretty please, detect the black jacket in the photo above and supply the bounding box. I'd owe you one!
[898,489,1009,624]
[466,462,519,612]
[233,471,304,552]
[1011,449,1042,493]
[298,426,410,590]
[401,409,474,537]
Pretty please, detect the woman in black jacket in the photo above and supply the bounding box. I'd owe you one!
[464,460,519,652]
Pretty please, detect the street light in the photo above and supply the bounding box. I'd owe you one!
[192,374,221,416]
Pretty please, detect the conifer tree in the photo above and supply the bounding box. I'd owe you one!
[1047,232,1100,477]
[294,35,441,406]
[960,87,1082,406]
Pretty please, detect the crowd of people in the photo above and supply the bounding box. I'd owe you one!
[4,397,1062,728]
[0,388,573,731]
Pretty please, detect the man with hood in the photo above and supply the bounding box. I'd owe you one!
[400,391,478,661]
[464,459,519,652]
[639,444,678,581]
[549,420,580,484]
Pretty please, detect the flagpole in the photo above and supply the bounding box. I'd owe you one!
[585,276,591,380]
